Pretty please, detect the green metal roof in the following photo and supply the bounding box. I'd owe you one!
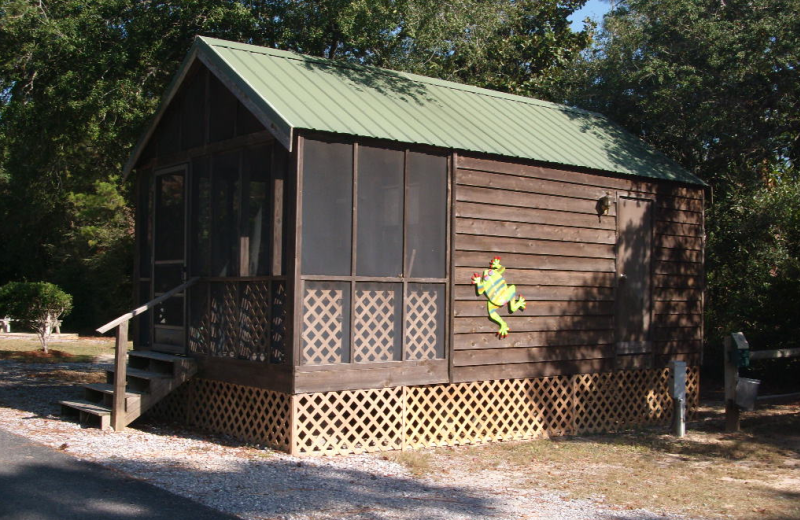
[126,36,704,186]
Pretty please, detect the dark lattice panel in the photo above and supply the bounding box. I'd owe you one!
[188,283,211,356]
[209,282,239,358]
[238,282,271,361]
[147,379,193,423]
[302,281,348,365]
[294,387,404,455]
[270,281,287,364]
[189,281,280,363]
[353,285,399,363]
[404,284,443,360]
[190,379,291,451]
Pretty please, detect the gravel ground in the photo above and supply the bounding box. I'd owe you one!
[0,360,700,520]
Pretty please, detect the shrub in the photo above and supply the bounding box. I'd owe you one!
[0,282,73,353]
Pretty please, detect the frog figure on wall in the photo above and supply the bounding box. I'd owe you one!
[472,257,526,338]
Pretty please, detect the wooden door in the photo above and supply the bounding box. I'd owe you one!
[151,166,187,354]
[616,196,654,354]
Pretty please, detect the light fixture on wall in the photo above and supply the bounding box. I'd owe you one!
[597,193,612,216]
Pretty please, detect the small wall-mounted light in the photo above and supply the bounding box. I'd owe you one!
[597,193,612,216]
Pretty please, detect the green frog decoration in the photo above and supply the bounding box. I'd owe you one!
[472,256,526,338]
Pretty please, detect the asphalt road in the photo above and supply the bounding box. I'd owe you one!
[0,428,241,520]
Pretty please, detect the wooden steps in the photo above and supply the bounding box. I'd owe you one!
[60,350,196,431]
[59,400,112,430]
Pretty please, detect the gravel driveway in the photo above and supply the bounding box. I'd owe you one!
[0,360,697,520]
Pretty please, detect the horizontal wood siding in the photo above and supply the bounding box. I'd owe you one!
[452,155,704,383]
[294,359,448,393]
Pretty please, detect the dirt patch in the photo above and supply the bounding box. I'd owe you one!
[391,402,800,520]
[26,369,107,384]
[0,349,76,362]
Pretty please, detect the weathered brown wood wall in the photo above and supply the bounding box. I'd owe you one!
[452,154,704,384]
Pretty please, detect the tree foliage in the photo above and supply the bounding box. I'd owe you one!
[553,0,800,370]
[0,0,591,332]
[0,281,73,352]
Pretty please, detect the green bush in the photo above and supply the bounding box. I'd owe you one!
[0,282,72,353]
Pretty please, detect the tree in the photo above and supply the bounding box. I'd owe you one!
[553,0,800,368]
[0,282,73,353]
[0,0,593,331]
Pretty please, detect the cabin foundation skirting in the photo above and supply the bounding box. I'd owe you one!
[150,367,699,456]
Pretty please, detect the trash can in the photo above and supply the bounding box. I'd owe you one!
[735,378,761,411]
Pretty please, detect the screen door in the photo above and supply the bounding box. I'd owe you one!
[151,166,187,354]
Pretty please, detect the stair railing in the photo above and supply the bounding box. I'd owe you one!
[96,277,199,431]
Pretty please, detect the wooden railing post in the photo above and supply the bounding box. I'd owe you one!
[111,321,128,432]
[96,277,198,434]
[724,334,742,432]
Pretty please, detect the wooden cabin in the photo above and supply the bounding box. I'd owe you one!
[78,37,706,455]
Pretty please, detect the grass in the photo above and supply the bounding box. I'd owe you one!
[391,403,800,520]
[383,450,434,478]
[0,337,131,363]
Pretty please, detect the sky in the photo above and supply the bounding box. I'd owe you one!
[568,0,613,31]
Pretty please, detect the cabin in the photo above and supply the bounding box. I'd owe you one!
[62,37,706,455]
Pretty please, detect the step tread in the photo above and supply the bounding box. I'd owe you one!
[59,399,111,416]
[129,350,190,363]
[82,383,143,397]
[107,367,172,380]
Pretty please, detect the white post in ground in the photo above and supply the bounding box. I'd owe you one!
[669,360,687,438]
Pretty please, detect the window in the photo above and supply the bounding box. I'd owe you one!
[300,138,449,365]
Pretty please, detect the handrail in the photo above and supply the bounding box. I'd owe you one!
[97,276,198,432]
[97,277,199,334]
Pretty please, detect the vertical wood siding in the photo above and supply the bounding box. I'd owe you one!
[452,155,704,383]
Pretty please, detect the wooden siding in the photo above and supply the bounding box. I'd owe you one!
[452,155,704,383]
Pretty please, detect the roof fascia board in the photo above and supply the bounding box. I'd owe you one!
[122,45,200,179]
[195,46,293,151]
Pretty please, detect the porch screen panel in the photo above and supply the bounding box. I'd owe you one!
[301,139,353,275]
[188,282,209,355]
[181,71,205,150]
[137,281,151,348]
[356,146,404,277]
[211,152,240,277]
[136,169,153,276]
[406,152,447,278]
[154,294,184,326]
[242,146,271,276]
[157,103,180,156]
[190,157,211,276]
[209,74,237,143]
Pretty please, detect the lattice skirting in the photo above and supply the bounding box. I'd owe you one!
[148,367,699,456]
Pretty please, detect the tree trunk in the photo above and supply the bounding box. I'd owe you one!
[38,314,51,354]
